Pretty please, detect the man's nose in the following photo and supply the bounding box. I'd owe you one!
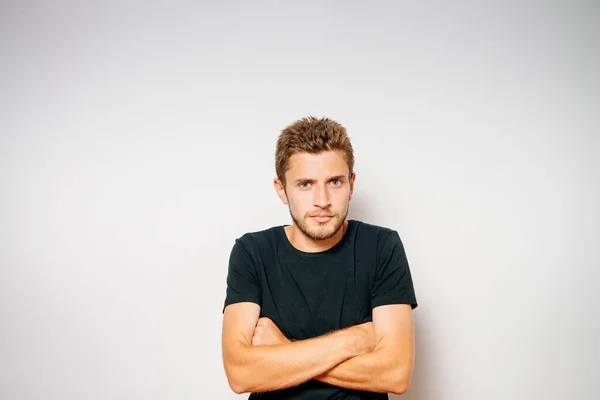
[313,185,331,208]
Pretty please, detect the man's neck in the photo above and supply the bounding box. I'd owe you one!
[284,221,348,253]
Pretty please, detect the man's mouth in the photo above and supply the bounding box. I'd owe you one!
[311,215,334,222]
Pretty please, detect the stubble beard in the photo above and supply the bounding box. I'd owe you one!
[288,204,349,241]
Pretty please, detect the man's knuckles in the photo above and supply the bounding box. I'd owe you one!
[257,317,273,327]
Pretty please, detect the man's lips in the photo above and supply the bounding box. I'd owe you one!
[311,215,334,222]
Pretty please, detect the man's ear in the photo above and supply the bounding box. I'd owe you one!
[274,178,289,205]
[349,172,356,201]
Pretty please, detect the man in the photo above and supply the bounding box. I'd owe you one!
[221,117,418,399]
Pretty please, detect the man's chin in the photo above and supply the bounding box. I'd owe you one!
[306,219,342,240]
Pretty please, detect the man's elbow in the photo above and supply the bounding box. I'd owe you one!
[387,378,410,395]
[223,342,260,394]
[226,367,281,394]
[225,361,273,394]
[383,368,411,395]
[228,380,247,395]
[225,366,251,394]
[227,380,245,395]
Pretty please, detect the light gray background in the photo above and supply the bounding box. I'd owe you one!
[1,1,598,399]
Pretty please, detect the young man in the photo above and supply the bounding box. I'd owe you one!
[221,117,418,399]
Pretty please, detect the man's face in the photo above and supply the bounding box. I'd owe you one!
[276,150,355,241]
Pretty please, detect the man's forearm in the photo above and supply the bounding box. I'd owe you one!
[315,346,410,395]
[226,325,370,393]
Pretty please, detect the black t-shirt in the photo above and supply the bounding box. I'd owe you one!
[223,219,418,399]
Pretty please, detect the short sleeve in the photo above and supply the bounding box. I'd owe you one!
[371,231,418,310]
[223,238,262,312]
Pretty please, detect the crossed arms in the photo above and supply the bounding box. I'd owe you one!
[221,302,414,395]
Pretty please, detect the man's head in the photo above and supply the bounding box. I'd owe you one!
[274,117,356,241]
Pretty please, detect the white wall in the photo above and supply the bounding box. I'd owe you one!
[1,1,598,399]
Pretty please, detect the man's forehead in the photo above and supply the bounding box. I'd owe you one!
[288,151,346,166]
[286,151,349,179]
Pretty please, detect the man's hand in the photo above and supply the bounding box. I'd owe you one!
[349,321,376,355]
[252,317,292,346]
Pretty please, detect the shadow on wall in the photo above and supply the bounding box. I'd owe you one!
[349,194,433,400]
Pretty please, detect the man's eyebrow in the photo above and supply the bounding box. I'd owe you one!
[294,178,315,184]
[294,175,346,184]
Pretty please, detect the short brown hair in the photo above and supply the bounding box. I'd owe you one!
[275,116,355,185]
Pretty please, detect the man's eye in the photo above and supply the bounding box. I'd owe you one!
[331,180,341,186]
[300,182,311,188]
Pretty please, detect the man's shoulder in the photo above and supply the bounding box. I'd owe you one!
[351,220,406,254]
[234,225,283,250]
[351,219,397,240]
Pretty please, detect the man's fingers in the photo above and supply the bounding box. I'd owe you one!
[251,328,262,345]
[257,317,272,327]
